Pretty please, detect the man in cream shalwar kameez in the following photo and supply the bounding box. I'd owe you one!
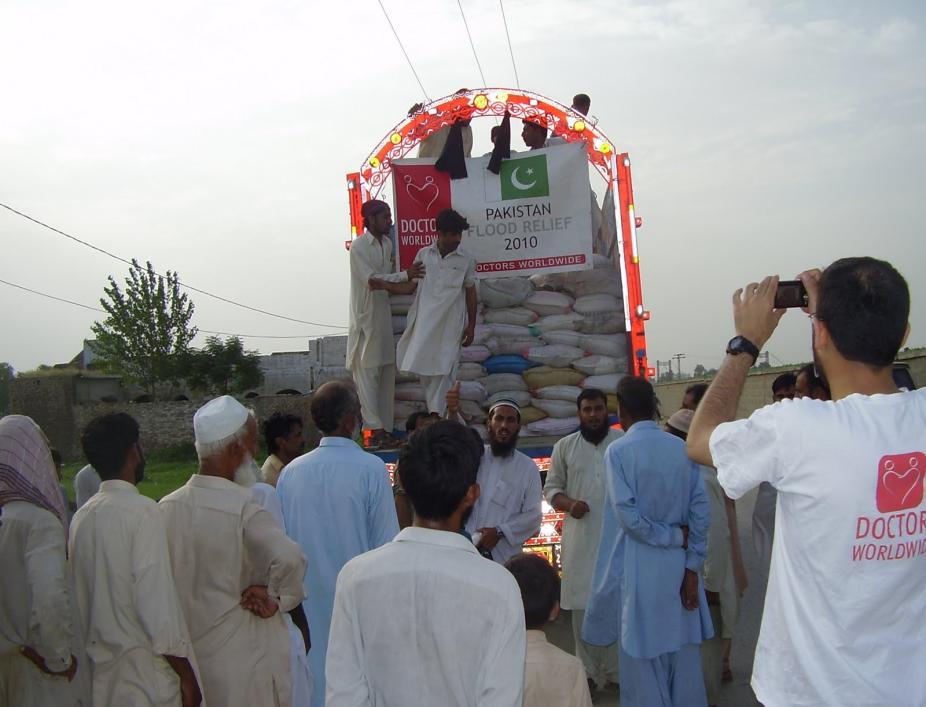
[347,199,422,443]
[0,415,88,706]
[544,389,623,691]
[396,208,477,415]
[70,413,200,707]
[160,396,307,707]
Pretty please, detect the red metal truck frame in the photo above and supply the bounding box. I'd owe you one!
[345,88,651,378]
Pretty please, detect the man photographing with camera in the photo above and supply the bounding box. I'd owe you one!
[688,257,926,707]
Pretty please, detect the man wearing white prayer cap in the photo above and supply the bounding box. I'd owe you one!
[464,400,543,563]
[159,395,308,707]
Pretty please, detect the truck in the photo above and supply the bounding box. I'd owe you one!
[341,88,651,566]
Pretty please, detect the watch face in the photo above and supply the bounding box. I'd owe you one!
[727,336,758,357]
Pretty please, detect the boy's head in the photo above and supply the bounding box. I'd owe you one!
[505,553,561,629]
[397,419,483,522]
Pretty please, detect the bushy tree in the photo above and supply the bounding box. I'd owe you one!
[0,362,13,416]
[91,260,197,397]
[187,336,263,395]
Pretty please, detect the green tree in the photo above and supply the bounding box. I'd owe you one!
[187,336,263,395]
[693,364,707,378]
[0,362,13,416]
[91,260,197,397]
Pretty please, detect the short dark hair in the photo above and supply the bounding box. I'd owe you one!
[505,553,560,630]
[81,413,140,481]
[404,411,432,433]
[435,208,469,234]
[263,412,302,454]
[310,381,360,435]
[771,373,797,394]
[524,120,548,141]
[685,383,708,407]
[572,93,590,107]
[817,257,909,368]
[490,125,501,142]
[797,363,831,399]
[576,388,607,409]
[615,376,657,420]
[397,420,483,520]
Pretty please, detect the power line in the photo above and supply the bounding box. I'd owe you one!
[498,0,520,88]
[456,0,487,87]
[0,277,322,340]
[376,0,431,101]
[0,201,348,329]
[0,277,102,314]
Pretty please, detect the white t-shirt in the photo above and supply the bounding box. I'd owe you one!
[710,389,926,707]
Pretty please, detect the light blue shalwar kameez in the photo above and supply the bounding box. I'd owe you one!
[277,437,400,707]
[582,421,713,707]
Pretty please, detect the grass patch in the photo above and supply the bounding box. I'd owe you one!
[62,460,198,502]
[60,444,275,504]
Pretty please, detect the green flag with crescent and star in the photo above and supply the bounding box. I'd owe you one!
[500,154,550,200]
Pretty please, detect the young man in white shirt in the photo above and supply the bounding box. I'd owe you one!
[347,199,424,447]
[688,257,926,707]
[70,413,201,707]
[394,208,478,416]
[326,419,526,707]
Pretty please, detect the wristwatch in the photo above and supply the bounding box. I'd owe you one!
[726,336,760,364]
[495,526,504,539]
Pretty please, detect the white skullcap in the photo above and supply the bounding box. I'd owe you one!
[194,395,249,445]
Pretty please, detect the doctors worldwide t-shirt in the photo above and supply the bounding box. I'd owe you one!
[710,388,926,707]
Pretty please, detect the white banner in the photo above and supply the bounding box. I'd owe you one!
[393,142,593,278]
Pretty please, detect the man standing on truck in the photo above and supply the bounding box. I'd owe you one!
[544,389,624,696]
[347,199,423,447]
[393,208,477,416]
[688,258,926,706]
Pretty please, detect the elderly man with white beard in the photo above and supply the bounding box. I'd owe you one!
[159,395,308,707]
[465,400,543,564]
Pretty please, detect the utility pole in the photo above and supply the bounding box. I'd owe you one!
[656,359,673,381]
[673,353,686,380]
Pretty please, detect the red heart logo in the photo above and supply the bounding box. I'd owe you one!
[404,175,440,213]
[876,452,926,513]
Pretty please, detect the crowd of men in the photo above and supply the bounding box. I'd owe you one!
[2,247,924,707]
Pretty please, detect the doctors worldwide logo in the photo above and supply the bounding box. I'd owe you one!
[500,154,550,200]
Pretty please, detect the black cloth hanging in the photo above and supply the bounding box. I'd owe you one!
[487,112,511,175]
[434,122,468,180]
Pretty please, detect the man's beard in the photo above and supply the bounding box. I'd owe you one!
[233,454,261,487]
[488,428,520,458]
[579,421,610,446]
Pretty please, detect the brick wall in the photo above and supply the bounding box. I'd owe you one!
[70,394,321,458]
[10,376,77,458]
[654,351,926,420]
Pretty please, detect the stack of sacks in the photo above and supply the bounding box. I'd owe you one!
[392,382,427,432]
[388,257,630,435]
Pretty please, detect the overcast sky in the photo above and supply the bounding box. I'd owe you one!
[2,0,924,376]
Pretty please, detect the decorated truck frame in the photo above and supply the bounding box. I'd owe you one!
[346,88,652,565]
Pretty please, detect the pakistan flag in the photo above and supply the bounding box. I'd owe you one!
[500,154,550,200]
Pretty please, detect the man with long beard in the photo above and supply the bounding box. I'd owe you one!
[544,389,623,696]
[159,396,307,707]
[465,400,543,564]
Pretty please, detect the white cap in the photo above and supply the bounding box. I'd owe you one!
[194,395,249,445]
